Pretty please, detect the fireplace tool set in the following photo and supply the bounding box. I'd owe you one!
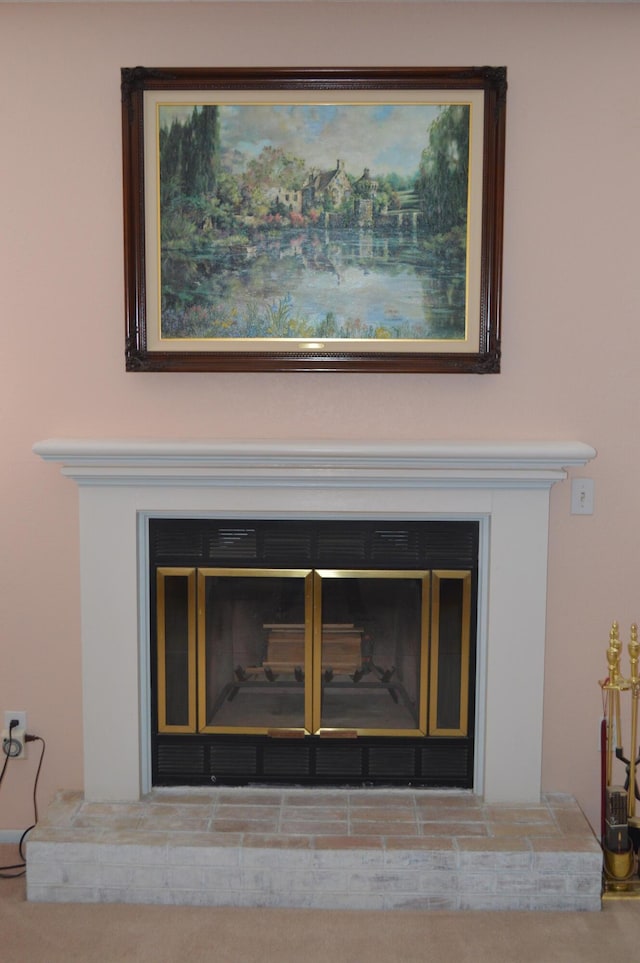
[600,621,640,895]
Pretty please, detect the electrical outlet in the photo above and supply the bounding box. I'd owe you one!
[2,711,27,760]
[2,727,26,759]
[4,710,27,732]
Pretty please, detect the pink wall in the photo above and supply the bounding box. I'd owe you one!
[1,1,638,832]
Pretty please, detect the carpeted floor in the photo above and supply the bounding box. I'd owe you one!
[1,845,639,962]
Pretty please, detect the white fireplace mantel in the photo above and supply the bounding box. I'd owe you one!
[34,438,594,483]
[34,438,596,804]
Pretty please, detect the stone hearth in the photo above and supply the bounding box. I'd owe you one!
[30,439,601,910]
[27,788,601,910]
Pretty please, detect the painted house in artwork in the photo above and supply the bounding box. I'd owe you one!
[353,167,378,226]
[266,187,303,214]
[302,159,352,213]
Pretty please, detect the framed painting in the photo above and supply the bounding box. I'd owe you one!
[121,67,506,373]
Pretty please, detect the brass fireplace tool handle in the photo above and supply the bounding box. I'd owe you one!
[628,624,640,823]
[604,622,625,788]
[600,621,640,882]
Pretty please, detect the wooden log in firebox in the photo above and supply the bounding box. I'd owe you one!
[263,623,362,674]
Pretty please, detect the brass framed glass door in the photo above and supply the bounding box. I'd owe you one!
[312,570,430,736]
[197,568,314,735]
[155,565,471,740]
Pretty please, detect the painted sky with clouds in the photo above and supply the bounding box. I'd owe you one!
[220,104,443,177]
[160,103,449,178]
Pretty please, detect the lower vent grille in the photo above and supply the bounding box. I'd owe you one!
[263,746,310,776]
[210,745,258,776]
[315,747,363,777]
[157,744,205,776]
[421,743,469,781]
[154,737,472,787]
[368,747,416,778]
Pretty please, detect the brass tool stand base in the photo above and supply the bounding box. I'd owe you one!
[602,874,640,900]
[602,847,640,899]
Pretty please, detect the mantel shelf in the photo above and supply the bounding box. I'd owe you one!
[33,439,596,489]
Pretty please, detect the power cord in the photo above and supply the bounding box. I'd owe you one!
[0,732,46,879]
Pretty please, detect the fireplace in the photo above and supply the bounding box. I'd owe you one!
[33,438,596,805]
[151,517,477,787]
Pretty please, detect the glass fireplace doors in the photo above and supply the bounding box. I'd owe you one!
[156,567,471,741]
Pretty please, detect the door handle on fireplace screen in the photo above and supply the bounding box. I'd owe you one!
[319,729,358,739]
[266,729,306,739]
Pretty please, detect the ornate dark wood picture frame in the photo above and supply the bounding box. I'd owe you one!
[121,67,506,373]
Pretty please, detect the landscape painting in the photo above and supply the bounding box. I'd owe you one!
[122,68,506,372]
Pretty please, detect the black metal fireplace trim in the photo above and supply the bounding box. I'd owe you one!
[149,517,478,788]
[149,517,479,571]
[153,733,473,788]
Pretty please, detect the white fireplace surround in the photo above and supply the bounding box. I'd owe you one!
[34,438,595,805]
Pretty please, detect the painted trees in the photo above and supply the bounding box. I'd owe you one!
[416,105,470,238]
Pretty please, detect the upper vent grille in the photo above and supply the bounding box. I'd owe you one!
[151,526,205,560]
[150,518,478,571]
[209,527,257,559]
[316,528,367,563]
[263,531,312,564]
[372,529,421,565]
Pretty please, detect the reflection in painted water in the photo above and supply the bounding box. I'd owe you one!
[161,227,467,342]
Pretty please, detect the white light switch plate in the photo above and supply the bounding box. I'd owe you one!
[571,478,594,515]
